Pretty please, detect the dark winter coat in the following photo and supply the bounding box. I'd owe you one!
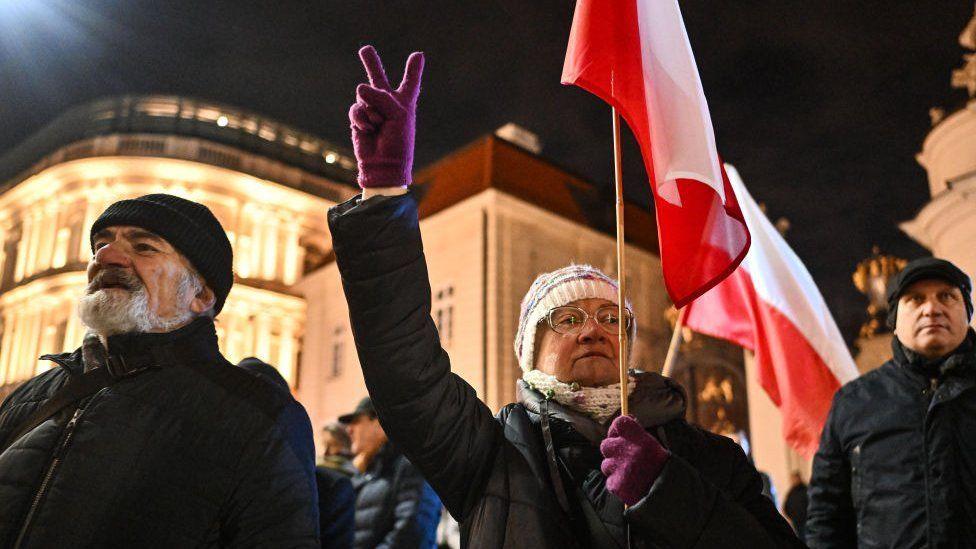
[0,318,319,548]
[783,483,808,541]
[317,466,355,549]
[328,191,803,549]
[806,332,976,548]
[351,442,440,549]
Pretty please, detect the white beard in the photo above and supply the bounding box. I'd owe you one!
[78,269,199,336]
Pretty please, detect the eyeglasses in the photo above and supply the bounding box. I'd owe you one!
[544,305,633,335]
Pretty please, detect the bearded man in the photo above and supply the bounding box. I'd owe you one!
[0,194,319,547]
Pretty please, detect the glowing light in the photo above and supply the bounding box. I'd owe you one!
[324,152,337,164]
[216,115,229,127]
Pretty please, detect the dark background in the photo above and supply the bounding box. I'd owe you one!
[1,0,972,346]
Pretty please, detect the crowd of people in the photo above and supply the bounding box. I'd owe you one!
[0,45,973,548]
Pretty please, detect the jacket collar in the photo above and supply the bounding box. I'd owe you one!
[517,371,687,445]
[891,328,976,381]
[42,317,223,377]
[354,442,399,485]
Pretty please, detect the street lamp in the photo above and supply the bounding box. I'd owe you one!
[852,246,906,338]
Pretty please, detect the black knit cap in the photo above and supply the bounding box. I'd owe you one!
[886,257,973,328]
[90,194,234,314]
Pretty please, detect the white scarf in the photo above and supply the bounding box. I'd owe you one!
[522,369,636,424]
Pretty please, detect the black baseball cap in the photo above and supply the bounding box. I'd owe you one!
[886,257,973,328]
[338,397,376,424]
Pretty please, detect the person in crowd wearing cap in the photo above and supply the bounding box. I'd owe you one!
[321,422,358,477]
[0,195,319,547]
[326,45,801,548]
[807,257,976,547]
[339,397,441,549]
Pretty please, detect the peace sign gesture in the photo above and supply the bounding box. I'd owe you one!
[349,45,425,188]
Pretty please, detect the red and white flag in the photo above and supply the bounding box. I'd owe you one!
[562,0,750,307]
[685,165,859,457]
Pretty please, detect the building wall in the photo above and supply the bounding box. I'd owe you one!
[295,188,672,454]
[487,190,672,409]
[902,106,976,311]
[915,105,976,197]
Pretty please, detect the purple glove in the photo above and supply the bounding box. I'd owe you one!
[349,45,425,188]
[600,415,671,506]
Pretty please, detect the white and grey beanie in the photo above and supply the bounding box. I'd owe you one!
[515,264,638,422]
[514,264,637,372]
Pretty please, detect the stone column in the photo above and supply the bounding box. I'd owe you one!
[254,313,272,362]
[281,221,302,285]
[278,316,298,387]
[79,197,101,262]
[0,310,14,384]
[63,305,84,353]
[249,209,264,280]
[15,213,33,281]
[25,207,44,278]
[262,216,280,281]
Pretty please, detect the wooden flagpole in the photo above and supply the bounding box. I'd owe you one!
[612,107,629,417]
[661,306,687,378]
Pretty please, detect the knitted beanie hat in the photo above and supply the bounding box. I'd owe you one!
[91,194,234,314]
[514,264,636,373]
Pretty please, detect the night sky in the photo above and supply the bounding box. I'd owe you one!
[1,1,973,346]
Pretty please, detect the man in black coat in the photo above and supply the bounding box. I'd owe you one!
[339,397,440,549]
[328,45,802,548]
[807,257,976,547]
[0,194,319,547]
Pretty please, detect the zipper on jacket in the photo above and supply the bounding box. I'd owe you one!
[13,393,97,548]
[920,376,940,547]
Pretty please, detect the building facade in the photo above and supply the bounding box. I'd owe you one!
[0,95,359,398]
[901,7,976,280]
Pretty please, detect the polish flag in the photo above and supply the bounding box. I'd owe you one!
[562,0,750,307]
[685,165,859,457]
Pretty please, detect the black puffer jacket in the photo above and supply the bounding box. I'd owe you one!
[806,332,976,548]
[0,318,319,548]
[328,192,802,548]
[351,442,440,549]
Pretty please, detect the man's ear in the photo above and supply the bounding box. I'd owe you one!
[190,285,217,314]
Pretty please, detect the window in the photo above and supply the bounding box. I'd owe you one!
[433,285,454,347]
[330,326,345,378]
[51,228,70,269]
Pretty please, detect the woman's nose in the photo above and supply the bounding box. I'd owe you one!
[577,316,607,342]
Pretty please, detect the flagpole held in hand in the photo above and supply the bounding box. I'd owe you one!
[662,306,687,378]
[612,107,629,418]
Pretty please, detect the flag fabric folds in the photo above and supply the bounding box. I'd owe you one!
[685,165,859,457]
[561,0,750,307]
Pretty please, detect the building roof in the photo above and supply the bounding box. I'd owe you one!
[0,95,359,197]
[413,135,661,255]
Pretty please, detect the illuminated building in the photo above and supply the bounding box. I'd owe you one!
[0,95,359,398]
[902,8,976,283]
